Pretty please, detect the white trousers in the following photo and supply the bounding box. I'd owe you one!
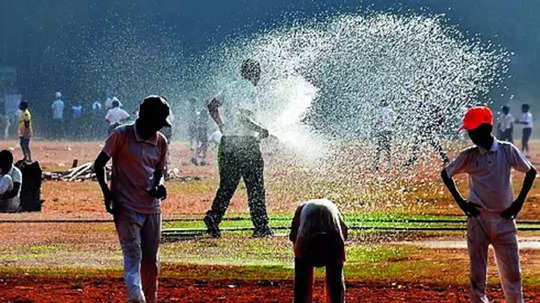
[114,208,161,303]
[467,213,523,303]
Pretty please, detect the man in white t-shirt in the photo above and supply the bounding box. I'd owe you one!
[105,100,130,135]
[497,105,514,143]
[0,150,22,213]
[375,99,395,170]
[51,91,65,139]
[203,59,273,238]
[516,104,533,157]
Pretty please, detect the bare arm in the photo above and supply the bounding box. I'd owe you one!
[289,204,305,242]
[441,169,480,217]
[94,151,114,214]
[340,216,348,241]
[501,167,537,219]
[208,99,224,131]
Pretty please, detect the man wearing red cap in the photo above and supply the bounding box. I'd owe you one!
[441,106,536,303]
[94,95,171,303]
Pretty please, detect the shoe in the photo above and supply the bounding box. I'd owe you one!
[252,227,274,238]
[203,215,221,238]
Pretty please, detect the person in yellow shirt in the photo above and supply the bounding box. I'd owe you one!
[18,101,32,163]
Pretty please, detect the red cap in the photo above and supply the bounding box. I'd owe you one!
[459,106,493,131]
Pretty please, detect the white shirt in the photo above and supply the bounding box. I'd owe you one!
[289,199,347,264]
[212,79,258,137]
[520,112,533,129]
[51,99,64,120]
[445,139,532,213]
[92,101,102,111]
[208,130,222,144]
[105,107,130,126]
[498,113,514,132]
[0,166,22,212]
[380,106,395,132]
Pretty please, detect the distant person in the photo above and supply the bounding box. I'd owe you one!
[441,106,536,303]
[105,100,130,135]
[92,100,103,112]
[374,99,395,171]
[516,104,533,157]
[187,98,198,158]
[51,91,65,139]
[289,199,348,303]
[203,59,273,238]
[18,101,32,163]
[72,104,82,119]
[194,107,209,165]
[94,95,171,303]
[0,150,22,213]
[105,95,122,110]
[70,104,83,139]
[0,97,9,140]
[497,105,514,143]
[407,98,449,166]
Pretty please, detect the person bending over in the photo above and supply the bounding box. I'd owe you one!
[290,199,348,303]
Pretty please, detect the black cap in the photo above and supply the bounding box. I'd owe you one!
[140,95,172,127]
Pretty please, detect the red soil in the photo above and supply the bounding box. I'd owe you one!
[1,276,538,303]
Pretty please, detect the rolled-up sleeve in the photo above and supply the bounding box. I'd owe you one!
[445,150,472,177]
[509,144,532,172]
[103,131,120,158]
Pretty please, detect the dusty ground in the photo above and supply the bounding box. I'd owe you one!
[2,276,539,303]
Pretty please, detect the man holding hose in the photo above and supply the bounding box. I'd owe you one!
[204,58,273,238]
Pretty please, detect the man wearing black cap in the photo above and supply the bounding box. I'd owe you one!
[204,58,273,238]
[94,95,171,303]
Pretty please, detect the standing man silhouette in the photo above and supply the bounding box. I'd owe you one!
[204,59,273,238]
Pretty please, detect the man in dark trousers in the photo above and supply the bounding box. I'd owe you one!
[203,58,273,238]
[441,106,536,303]
[94,95,171,303]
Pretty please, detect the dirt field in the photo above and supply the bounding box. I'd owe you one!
[1,139,540,302]
[3,276,539,303]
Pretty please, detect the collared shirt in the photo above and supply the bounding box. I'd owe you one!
[380,106,395,132]
[498,113,514,132]
[51,99,64,120]
[105,107,130,126]
[521,112,533,129]
[445,139,532,213]
[103,124,168,214]
[19,109,32,138]
[0,166,22,212]
[289,199,348,264]
[212,79,258,137]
